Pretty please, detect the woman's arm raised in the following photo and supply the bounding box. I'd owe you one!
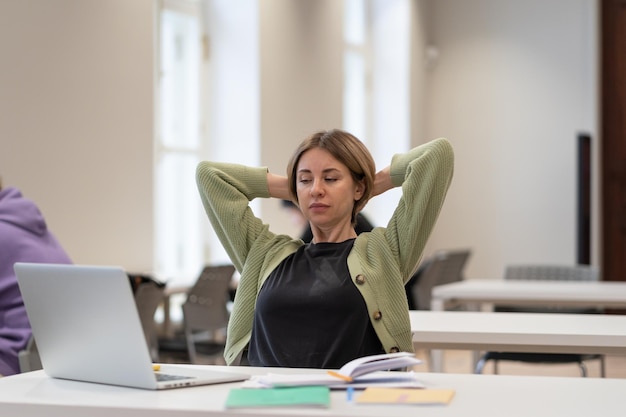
[267,172,292,201]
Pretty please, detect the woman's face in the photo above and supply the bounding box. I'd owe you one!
[295,147,364,230]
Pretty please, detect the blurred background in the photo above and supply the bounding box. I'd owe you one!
[0,0,609,289]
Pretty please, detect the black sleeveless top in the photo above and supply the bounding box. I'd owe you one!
[247,239,384,368]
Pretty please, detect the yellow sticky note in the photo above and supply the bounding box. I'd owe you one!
[356,388,455,405]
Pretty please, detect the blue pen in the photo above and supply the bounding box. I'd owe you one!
[346,386,354,403]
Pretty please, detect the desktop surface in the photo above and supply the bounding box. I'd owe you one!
[0,364,625,417]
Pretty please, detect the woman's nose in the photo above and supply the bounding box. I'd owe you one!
[310,179,324,196]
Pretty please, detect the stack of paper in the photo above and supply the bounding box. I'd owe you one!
[242,352,424,389]
[243,371,424,389]
[224,353,456,409]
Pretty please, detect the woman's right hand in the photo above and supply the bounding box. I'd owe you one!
[371,166,393,198]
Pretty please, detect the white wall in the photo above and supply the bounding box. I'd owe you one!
[0,0,155,273]
[258,0,344,236]
[421,0,598,279]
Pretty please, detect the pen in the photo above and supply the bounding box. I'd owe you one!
[346,386,354,403]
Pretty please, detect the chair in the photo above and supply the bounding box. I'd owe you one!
[182,264,235,364]
[18,336,42,373]
[474,264,606,377]
[133,278,166,361]
[405,249,471,310]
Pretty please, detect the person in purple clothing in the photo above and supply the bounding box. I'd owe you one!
[0,178,72,376]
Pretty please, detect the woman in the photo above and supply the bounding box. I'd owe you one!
[196,129,453,368]
[0,178,72,376]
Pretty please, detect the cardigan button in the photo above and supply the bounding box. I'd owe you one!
[389,347,400,353]
[373,310,382,320]
[355,274,366,285]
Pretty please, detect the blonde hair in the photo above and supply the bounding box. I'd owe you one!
[286,129,376,224]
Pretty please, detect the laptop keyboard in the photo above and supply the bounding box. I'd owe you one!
[155,373,195,382]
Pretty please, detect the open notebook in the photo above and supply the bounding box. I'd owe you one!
[14,262,248,390]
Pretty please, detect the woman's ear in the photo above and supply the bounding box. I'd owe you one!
[354,178,365,201]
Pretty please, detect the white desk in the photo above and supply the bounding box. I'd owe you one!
[428,280,626,374]
[410,310,626,372]
[1,364,625,417]
[430,280,626,311]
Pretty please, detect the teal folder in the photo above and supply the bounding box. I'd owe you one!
[225,386,331,408]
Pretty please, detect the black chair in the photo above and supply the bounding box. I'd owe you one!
[182,264,234,364]
[133,278,166,361]
[474,264,606,377]
[405,249,471,310]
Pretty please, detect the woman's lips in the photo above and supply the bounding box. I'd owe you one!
[309,203,329,212]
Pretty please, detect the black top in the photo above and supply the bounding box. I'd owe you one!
[247,239,384,368]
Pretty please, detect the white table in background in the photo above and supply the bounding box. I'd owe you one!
[1,364,625,417]
[410,310,626,372]
[427,279,626,373]
[430,279,626,311]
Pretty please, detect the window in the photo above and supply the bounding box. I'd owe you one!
[155,0,259,291]
[343,0,410,223]
[155,1,204,286]
[156,0,407,287]
[343,0,370,141]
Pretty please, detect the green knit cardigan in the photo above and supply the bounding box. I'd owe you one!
[196,137,454,365]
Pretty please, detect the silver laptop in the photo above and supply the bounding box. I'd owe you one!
[14,262,249,390]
